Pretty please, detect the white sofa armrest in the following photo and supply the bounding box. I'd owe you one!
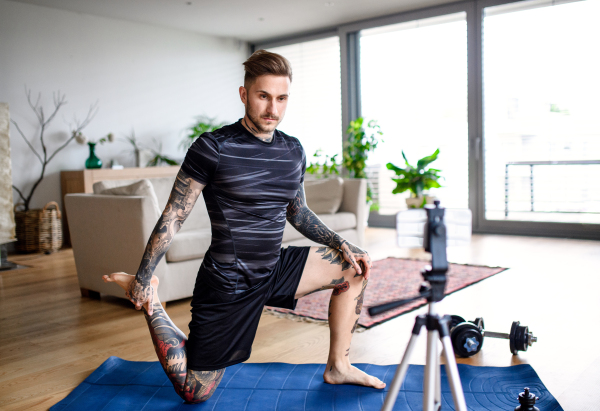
[339,178,367,248]
[65,194,168,300]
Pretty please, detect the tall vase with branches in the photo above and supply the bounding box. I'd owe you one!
[11,88,98,211]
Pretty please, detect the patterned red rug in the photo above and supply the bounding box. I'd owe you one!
[265,258,507,329]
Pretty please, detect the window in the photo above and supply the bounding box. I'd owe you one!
[483,0,600,224]
[267,37,343,162]
[360,13,468,214]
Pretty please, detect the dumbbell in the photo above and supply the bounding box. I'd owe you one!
[449,316,538,357]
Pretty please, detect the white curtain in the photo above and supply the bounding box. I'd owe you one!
[0,103,16,244]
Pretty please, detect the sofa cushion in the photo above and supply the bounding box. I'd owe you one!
[282,212,357,243]
[93,179,139,193]
[99,179,161,217]
[304,177,344,214]
[165,229,212,262]
[94,176,210,233]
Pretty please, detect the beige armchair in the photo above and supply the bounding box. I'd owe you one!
[65,176,367,303]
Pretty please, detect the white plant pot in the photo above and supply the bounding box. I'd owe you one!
[136,149,154,168]
[405,195,436,209]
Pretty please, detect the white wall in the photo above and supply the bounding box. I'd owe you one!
[0,0,247,211]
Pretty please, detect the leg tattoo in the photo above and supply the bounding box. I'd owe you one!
[332,281,350,296]
[144,303,224,403]
[181,369,225,403]
[351,318,359,334]
[305,276,347,296]
[354,280,368,315]
[145,303,187,390]
[316,247,352,271]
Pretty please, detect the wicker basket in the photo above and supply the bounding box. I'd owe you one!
[14,201,63,254]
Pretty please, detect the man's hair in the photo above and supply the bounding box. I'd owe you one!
[243,49,292,88]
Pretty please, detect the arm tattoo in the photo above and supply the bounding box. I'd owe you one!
[135,169,203,285]
[286,184,346,249]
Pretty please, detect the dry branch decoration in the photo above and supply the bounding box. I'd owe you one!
[11,88,98,211]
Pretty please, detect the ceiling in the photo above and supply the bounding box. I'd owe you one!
[9,0,461,43]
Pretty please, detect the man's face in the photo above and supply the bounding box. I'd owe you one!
[240,75,290,134]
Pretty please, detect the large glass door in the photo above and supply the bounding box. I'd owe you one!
[482,0,600,225]
[360,13,469,216]
[267,37,343,161]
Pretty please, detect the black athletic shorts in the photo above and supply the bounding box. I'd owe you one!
[186,245,311,371]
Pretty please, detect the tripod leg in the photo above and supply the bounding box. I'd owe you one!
[435,345,441,408]
[381,316,426,411]
[382,334,420,411]
[423,328,439,411]
[438,317,468,411]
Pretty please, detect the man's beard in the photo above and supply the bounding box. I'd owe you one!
[246,100,281,133]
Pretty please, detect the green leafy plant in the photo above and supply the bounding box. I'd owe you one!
[147,138,180,167]
[180,116,225,151]
[386,148,443,199]
[342,117,382,179]
[342,117,383,203]
[306,150,341,178]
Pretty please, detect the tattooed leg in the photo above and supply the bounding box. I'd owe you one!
[294,247,385,389]
[103,272,225,403]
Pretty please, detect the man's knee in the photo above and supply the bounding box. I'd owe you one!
[178,368,225,403]
[348,271,368,288]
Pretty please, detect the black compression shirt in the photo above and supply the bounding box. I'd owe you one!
[180,119,306,294]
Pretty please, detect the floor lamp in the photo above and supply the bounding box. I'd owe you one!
[0,103,18,271]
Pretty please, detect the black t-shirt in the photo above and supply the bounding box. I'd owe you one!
[181,119,306,294]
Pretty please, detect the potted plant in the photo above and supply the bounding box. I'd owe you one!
[147,138,180,167]
[386,149,442,209]
[342,117,383,205]
[180,116,225,151]
[306,149,341,179]
[11,88,97,252]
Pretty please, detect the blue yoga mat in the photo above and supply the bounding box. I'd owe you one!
[51,356,562,410]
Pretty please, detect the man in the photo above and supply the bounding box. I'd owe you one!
[103,49,385,404]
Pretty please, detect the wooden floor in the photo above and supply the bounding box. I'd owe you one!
[1,228,599,410]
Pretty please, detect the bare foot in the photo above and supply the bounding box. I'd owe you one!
[323,363,386,389]
[102,272,160,302]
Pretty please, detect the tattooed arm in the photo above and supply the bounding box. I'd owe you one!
[286,183,372,279]
[127,169,205,315]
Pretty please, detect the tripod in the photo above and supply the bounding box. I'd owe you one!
[368,202,468,411]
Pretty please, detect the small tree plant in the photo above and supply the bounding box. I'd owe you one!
[306,149,341,178]
[342,117,383,203]
[12,88,98,211]
[342,117,382,179]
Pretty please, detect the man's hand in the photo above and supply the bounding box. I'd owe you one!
[340,241,372,280]
[285,184,372,278]
[126,277,154,316]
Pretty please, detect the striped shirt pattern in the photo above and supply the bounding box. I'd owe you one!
[181,120,306,294]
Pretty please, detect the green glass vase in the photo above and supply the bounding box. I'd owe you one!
[85,142,102,169]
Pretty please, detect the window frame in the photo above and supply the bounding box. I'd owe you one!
[251,0,600,240]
